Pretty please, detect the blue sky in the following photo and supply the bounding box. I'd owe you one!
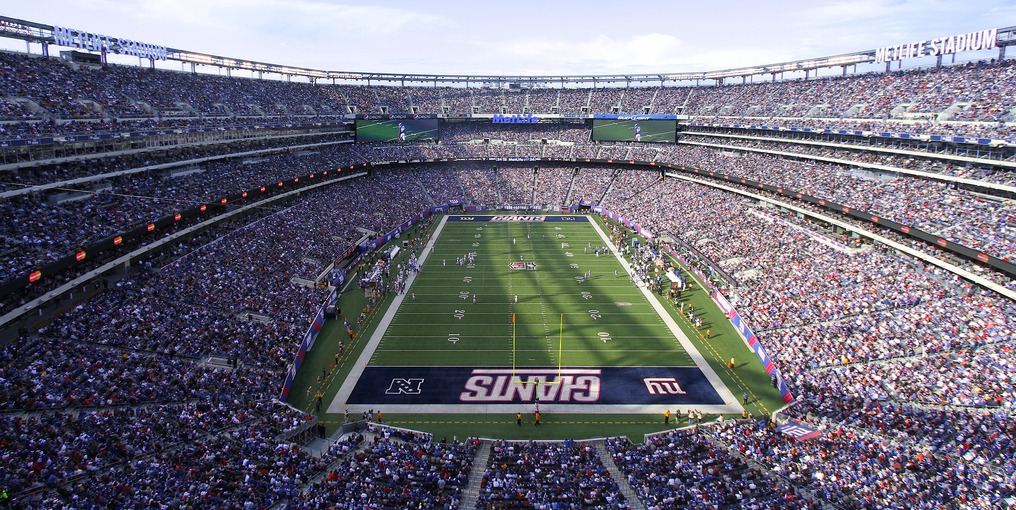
[2,0,1014,77]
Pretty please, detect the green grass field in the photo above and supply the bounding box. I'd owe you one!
[294,213,786,441]
[372,219,694,369]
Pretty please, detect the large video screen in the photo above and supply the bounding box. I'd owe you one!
[591,119,676,143]
[355,118,440,142]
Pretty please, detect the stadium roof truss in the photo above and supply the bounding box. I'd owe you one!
[1,15,1015,87]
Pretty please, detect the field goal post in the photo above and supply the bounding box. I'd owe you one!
[511,313,564,385]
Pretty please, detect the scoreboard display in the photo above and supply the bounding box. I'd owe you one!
[355,118,440,142]
[591,118,676,143]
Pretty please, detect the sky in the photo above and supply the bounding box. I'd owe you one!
[2,0,1014,79]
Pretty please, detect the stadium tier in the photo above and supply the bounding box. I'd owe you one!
[1,17,1015,509]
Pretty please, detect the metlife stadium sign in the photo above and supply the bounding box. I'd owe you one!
[492,113,540,124]
[52,26,168,61]
[874,28,997,64]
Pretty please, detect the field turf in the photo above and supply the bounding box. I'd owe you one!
[294,213,786,441]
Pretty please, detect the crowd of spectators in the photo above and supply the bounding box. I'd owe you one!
[606,430,806,509]
[786,380,1016,476]
[683,59,1016,124]
[477,439,629,509]
[600,171,1016,407]
[3,45,1016,507]
[2,157,1015,506]
[5,48,1015,141]
[0,164,467,505]
[658,142,1016,263]
[708,418,1012,508]
[2,399,317,505]
[685,123,1016,166]
[0,51,346,121]
[681,133,1016,192]
[293,426,477,508]
[0,143,357,284]
[0,115,347,146]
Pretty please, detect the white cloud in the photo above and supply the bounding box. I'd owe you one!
[1,0,1014,76]
[483,33,686,75]
[123,0,448,36]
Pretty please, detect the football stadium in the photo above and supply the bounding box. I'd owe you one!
[0,8,1015,509]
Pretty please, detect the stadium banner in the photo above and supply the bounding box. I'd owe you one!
[713,288,794,404]
[281,288,336,401]
[499,204,543,211]
[52,25,168,60]
[874,28,998,64]
[0,120,346,148]
[776,421,822,441]
[687,122,1005,146]
[346,366,726,405]
[331,267,347,288]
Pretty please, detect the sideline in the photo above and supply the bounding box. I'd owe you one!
[589,216,742,414]
[327,215,449,413]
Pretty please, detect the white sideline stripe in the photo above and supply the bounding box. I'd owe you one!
[587,216,743,413]
[328,215,449,414]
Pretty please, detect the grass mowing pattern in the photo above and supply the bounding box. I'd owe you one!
[376,217,695,370]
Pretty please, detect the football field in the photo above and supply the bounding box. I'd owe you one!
[328,214,741,415]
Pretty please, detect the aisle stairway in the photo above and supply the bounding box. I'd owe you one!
[457,439,492,509]
[593,440,646,510]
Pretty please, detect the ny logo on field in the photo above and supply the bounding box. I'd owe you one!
[643,377,687,395]
[386,378,424,394]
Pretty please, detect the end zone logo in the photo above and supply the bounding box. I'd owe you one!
[386,378,424,394]
[460,369,600,402]
[491,215,546,222]
[509,262,538,270]
[643,377,687,395]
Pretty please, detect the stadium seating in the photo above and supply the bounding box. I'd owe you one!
[1,47,1015,508]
